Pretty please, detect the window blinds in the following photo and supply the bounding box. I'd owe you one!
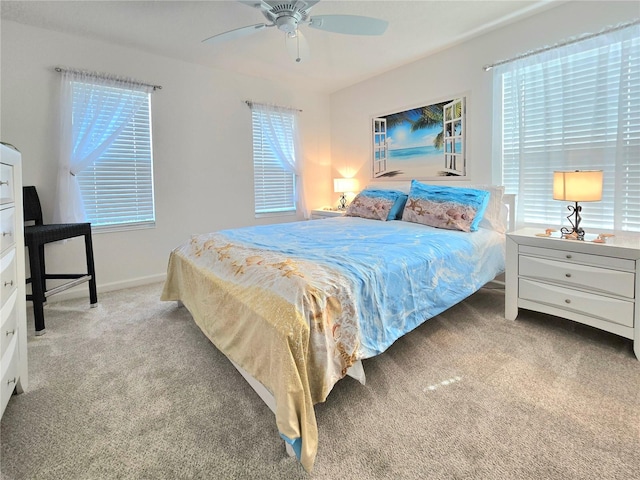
[251,110,296,215]
[498,25,640,232]
[76,88,155,228]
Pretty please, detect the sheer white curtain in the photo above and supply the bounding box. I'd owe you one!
[252,103,307,216]
[54,70,153,223]
[493,23,640,231]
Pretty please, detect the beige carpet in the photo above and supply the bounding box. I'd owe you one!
[1,283,639,479]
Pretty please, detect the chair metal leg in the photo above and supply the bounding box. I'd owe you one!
[84,233,98,306]
[38,243,46,301]
[27,244,46,334]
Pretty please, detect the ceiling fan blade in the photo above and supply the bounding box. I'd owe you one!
[295,0,320,11]
[236,0,271,10]
[285,29,310,63]
[308,15,388,35]
[202,23,268,45]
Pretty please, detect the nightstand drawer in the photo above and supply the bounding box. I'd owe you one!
[310,209,345,220]
[519,278,634,328]
[520,245,635,271]
[519,255,635,299]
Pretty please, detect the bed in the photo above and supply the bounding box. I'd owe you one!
[161,183,513,472]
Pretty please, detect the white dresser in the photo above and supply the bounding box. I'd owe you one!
[1,143,28,418]
[505,228,640,360]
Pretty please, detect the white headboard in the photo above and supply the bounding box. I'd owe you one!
[503,193,516,233]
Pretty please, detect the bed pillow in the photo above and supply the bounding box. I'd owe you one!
[401,180,490,232]
[346,189,406,221]
[388,193,409,219]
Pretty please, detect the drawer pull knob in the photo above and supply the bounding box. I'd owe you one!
[7,377,16,387]
[565,299,571,304]
[3,280,14,287]
[0,181,8,186]
[5,329,15,336]
[1,231,12,237]
[565,273,572,278]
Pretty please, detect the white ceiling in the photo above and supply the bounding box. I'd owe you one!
[1,0,558,93]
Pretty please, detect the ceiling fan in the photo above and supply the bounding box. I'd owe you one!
[202,0,389,62]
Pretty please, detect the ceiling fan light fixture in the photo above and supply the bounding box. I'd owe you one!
[285,28,308,63]
[276,13,300,33]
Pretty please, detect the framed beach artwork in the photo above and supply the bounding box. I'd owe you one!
[372,97,466,179]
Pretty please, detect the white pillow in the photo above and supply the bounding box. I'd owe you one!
[465,185,506,233]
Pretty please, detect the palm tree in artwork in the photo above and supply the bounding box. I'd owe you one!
[411,103,447,149]
[384,101,450,149]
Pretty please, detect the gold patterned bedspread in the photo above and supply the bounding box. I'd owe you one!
[161,233,361,472]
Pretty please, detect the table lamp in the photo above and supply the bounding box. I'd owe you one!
[553,170,603,240]
[334,178,359,210]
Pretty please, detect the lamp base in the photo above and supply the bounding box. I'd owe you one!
[560,202,585,240]
[338,194,347,210]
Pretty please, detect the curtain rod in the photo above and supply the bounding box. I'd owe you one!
[483,18,640,71]
[245,100,302,112]
[54,67,162,91]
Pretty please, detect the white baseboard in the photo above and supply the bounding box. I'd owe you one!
[34,273,167,304]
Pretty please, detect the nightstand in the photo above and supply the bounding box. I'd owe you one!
[310,209,345,220]
[505,228,640,360]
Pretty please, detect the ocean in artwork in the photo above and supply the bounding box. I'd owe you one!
[378,145,444,178]
[388,145,442,160]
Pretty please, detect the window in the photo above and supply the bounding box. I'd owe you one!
[251,105,299,216]
[54,70,156,229]
[74,83,155,229]
[495,24,640,232]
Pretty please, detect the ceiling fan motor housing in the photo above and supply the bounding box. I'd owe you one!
[266,2,312,33]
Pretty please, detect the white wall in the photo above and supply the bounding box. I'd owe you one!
[329,1,639,190]
[2,1,638,299]
[0,20,332,296]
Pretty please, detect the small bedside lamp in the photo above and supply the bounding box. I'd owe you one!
[334,177,359,210]
[553,170,603,240]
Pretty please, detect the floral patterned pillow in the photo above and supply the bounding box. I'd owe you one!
[401,180,490,232]
[345,189,405,221]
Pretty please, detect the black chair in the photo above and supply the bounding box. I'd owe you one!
[23,186,97,335]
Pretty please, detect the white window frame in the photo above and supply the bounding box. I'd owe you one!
[372,117,388,177]
[442,98,465,176]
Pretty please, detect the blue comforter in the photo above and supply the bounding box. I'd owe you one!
[221,216,505,358]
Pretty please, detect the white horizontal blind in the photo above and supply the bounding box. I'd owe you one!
[498,25,640,232]
[75,84,155,228]
[252,109,296,215]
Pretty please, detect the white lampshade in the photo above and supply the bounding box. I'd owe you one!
[333,177,359,193]
[553,170,603,202]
